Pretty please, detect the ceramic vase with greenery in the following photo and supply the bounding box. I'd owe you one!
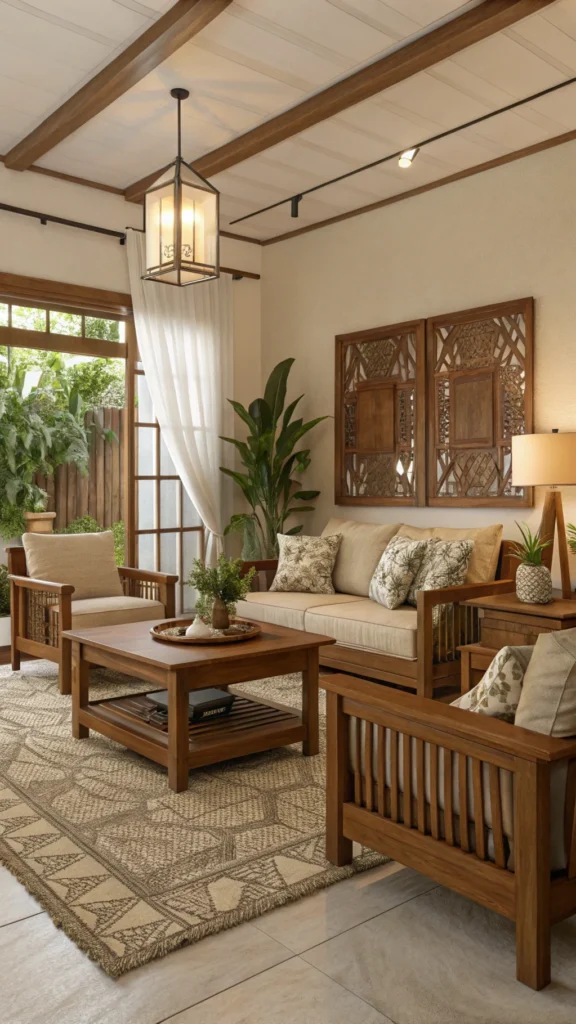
[219,358,327,559]
[511,522,553,604]
[187,555,256,630]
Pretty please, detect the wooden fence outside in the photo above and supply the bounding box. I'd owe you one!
[36,408,125,532]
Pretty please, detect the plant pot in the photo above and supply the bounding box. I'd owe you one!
[24,512,56,534]
[0,616,11,648]
[516,564,553,604]
[211,598,230,630]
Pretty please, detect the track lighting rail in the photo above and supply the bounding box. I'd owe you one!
[229,74,576,226]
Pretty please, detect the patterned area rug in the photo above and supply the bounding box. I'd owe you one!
[0,662,384,976]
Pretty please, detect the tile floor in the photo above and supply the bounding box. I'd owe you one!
[1,859,576,1024]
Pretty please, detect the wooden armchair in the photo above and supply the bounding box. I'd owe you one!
[7,545,177,696]
[323,673,576,990]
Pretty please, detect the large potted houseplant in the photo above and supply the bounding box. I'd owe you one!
[187,555,256,629]
[220,359,327,558]
[511,522,553,604]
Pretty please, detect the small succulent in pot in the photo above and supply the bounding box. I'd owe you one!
[510,522,553,604]
[186,555,256,630]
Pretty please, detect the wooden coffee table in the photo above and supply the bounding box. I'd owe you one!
[64,619,335,792]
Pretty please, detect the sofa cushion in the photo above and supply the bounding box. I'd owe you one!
[397,523,502,584]
[305,599,418,660]
[451,645,533,723]
[70,595,165,629]
[515,629,576,737]
[369,536,428,609]
[23,531,123,601]
[270,533,341,594]
[236,592,364,632]
[321,518,401,596]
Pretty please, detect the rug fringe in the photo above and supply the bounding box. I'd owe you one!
[0,839,386,976]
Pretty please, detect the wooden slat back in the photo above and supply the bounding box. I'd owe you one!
[489,764,507,869]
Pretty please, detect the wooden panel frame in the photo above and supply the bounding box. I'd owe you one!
[426,297,534,508]
[335,319,426,506]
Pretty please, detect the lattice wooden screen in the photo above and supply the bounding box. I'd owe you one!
[427,298,533,507]
[335,320,426,505]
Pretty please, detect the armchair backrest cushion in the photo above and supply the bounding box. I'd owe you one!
[321,518,400,596]
[397,523,502,584]
[22,531,123,601]
[515,629,576,737]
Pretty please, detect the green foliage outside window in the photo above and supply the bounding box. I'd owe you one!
[57,516,125,566]
[0,565,10,617]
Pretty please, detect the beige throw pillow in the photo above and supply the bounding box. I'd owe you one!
[369,536,428,609]
[451,646,533,723]
[397,523,502,584]
[270,534,341,595]
[23,532,123,601]
[515,630,576,736]
[321,519,400,596]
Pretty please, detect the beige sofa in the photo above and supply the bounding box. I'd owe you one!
[239,519,517,697]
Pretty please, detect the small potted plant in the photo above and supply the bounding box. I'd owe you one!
[510,522,553,604]
[187,555,256,630]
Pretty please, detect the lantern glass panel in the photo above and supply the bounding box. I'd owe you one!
[145,183,177,273]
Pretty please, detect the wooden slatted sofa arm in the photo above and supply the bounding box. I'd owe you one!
[416,578,516,697]
[117,567,178,617]
[322,672,576,990]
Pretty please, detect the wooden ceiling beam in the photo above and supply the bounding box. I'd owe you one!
[3,0,233,172]
[125,0,554,203]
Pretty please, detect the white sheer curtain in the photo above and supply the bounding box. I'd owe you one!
[126,230,233,564]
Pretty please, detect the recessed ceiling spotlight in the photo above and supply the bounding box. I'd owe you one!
[398,147,419,168]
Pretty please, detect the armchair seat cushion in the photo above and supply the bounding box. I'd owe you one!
[69,595,165,629]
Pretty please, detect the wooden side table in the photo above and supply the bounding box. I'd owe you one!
[459,591,576,694]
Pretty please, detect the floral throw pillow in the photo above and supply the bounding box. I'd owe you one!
[369,536,428,609]
[406,539,473,606]
[270,534,341,594]
[451,646,533,723]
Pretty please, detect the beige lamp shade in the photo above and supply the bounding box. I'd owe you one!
[512,432,576,486]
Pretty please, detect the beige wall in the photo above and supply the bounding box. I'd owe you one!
[261,140,576,586]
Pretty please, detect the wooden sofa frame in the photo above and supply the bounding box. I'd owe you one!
[6,546,177,695]
[323,672,576,990]
[242,541,522,698]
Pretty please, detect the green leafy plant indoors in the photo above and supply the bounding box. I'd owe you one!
[0,565,10,617]
[510,522,552,566]
[219,359,327,559]
[57,516,125,566]
[187,554,256,618]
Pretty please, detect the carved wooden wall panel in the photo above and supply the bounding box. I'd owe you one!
[335,320,426,506]
[427,298,533,507]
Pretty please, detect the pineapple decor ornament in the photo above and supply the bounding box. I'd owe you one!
[510,522,553,604]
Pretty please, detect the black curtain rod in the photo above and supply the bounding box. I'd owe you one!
[230,73,576,225]
[0,202,127,243]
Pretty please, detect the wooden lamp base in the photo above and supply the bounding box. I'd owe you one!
[539,488,573,600]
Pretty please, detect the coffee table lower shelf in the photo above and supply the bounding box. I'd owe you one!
[77,693,306,772]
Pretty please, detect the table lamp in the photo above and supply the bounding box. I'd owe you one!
[512,431,576,600]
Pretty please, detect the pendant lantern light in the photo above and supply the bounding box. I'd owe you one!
[142,88,220,286]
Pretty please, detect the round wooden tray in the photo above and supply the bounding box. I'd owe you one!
[150,618,261,645]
